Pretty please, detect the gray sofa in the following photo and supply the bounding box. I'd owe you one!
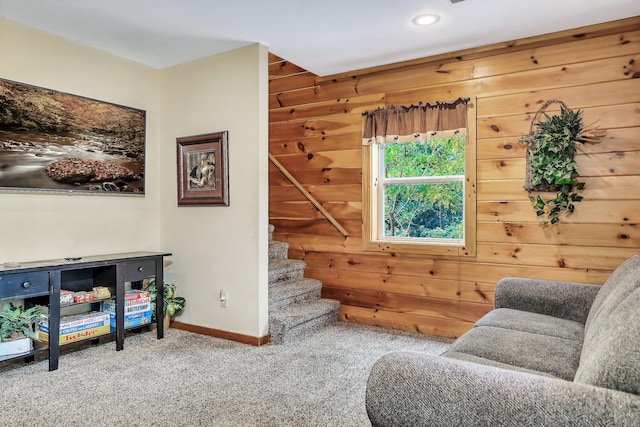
[366,254,640,426]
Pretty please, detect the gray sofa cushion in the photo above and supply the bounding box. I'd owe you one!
[585,253,640,331]
[444,350,559,378]
[366,351,640,427]
[575,287,640,395]
[575,253,640,395]
[475,308,584,341]
[445,326,582,380]
[494,278,600,323]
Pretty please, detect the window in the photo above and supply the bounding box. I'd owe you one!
[362,98,476,256]
[380,136,465,241]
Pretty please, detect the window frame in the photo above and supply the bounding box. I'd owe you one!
[362,99,477,257]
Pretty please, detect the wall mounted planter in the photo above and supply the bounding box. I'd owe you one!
[520,100,604,226]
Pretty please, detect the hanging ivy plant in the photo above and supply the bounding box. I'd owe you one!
[519,100,603,226]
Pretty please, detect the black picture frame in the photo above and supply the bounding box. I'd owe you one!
[0,78,146,194]
[176,131,229,206]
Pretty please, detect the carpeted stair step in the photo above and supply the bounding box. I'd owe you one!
[269,278,322,311]
[268,259,306,284]
[269,299,341,344]
[269,240,289,261]
[268,224,341,344]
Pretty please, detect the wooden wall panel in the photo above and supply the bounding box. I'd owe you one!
[386,57,638,109]
[477,151,640,180]
[273,148,362,171]
[269,168,362,186]
[475,243,637,270]
[477,222,640,248]
[478,128,640,160]
[270,93,385,123]
[269,218,362,237]
[270,201,362,219]
[269,18,640,338]
[268,72,316,94]
[316,271,495,305]
[477,103,640,139]
[477,200,640,223]
[270,183,361,202]
[321,287,492,324]
[478,176,640,201]
[472,30,640,78]
[476,80,640,118]
[339,305,474,338]
[270,114,362,139]
[269,59,306,78]
[269,133,361,155]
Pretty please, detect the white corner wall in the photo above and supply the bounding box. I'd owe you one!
[0,19,270,340]
[158,44,270,339]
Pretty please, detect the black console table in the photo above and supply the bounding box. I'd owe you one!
[0,251,171,371]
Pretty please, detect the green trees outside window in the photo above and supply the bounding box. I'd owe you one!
[381,136,465,241]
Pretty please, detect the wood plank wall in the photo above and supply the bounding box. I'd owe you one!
[268,17,640,338]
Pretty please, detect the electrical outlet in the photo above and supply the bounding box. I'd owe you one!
[220,290,227,308]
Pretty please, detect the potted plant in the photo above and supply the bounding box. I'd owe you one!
[0,303,44,359]
[519,100,603,226]
[144,280,186,330]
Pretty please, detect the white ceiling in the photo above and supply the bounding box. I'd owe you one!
[1,0,639,77]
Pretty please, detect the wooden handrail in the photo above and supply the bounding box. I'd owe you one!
[269,153,349,237]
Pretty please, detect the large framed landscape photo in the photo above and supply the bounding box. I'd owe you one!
[0,78,145,194]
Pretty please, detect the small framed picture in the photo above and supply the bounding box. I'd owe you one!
[176,131,229,206]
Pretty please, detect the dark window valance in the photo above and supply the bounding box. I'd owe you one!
[362,97,469,145]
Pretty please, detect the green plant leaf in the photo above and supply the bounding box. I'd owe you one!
[145,281,185,319]
[0,304,42,342]
[524,103,590,226]
[167,305,176,317]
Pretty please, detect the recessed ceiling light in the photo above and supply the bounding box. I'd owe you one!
[412,14,440,26]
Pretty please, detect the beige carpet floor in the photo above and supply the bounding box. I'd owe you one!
[0,322,451,426]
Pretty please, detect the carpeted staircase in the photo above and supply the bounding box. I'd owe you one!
[268,224,340,344]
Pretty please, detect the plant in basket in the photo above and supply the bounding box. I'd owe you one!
[519,100,604,226]
[144,280,186,328]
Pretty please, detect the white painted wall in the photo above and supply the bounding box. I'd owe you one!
[0,19,162,261]
[0,19,269,339]
[159,44,270,338]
